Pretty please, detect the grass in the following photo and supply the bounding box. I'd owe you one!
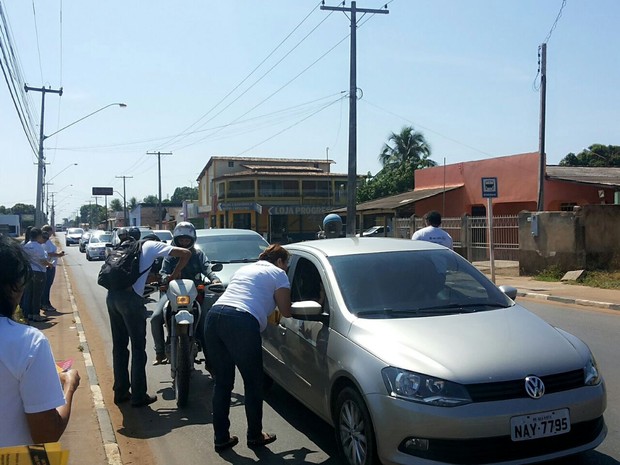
[534,267,620,289]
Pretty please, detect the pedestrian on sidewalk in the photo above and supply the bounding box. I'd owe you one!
[204,243,292,452]
[22,228,53,323]
[104,227,191,408]
[0,234,81,447]
[412,210,453,249]
[41,224,66,313]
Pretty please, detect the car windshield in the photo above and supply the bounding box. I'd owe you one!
[195,234,268,263]
[90,234,112,244]
[68,228,83,235]
[155,231,173,241]
[329,249,512,318]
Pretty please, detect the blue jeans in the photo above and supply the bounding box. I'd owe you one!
[106,289,149,403]
[204,305,264,444]
[42,266,56,307]
[150,294,167,356]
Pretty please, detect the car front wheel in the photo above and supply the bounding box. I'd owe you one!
[334,387,378,465]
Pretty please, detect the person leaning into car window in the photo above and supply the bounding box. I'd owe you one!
[204,243,292,453]
[150,222,220,365]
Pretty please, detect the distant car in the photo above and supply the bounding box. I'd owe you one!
[193,228,269,285]
[153,229,173,244]
[65,227,84,246]
[85,232,112,261]
[78,231,93,253]
[262,238,607,465]
[356,225,391,237]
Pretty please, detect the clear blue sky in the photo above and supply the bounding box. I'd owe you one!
[1,0,618,221]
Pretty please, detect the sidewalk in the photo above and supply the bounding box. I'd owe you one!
[34,257,116,465]
[474,260,620,311]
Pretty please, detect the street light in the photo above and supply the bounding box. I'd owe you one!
[34,103,127,226]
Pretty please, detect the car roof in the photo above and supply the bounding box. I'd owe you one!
[195,228,265,238]
[286,237,446,257]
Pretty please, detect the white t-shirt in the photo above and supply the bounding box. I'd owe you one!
[132,241,174,296]
[0,317,66,447]
[412,225,453,249]
[216,260,290,332]
[43,239,59,267]
[23,241,48,273]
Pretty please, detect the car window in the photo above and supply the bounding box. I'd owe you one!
[195,234,268,262]
[329,250,512,317]
[290,257,328,311]
[68,228,83,235]
[155,231,173,241]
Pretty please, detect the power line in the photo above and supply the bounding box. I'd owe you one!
[30,0,44,83]
[544,0,567,44]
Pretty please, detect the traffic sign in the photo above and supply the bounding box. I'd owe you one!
[481,177,498,198]
[92,187,113,196]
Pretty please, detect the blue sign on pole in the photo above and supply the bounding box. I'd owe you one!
[481,177,498,198]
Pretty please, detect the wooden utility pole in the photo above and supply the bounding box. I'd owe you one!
[321,1,388,236]
[147,151,172,228]
[537,43,547,212]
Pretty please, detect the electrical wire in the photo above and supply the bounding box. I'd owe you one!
[533,0,567,90]
[157,0,324,150]
[361,98,494,157]
[30,0,43,83]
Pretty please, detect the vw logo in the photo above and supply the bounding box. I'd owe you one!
[525,376,545,399]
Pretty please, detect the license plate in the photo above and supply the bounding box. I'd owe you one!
[510,408,570,441]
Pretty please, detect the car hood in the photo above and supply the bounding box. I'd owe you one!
[348,306,587,383]
[68,234,82,238]
[213,262,254,285]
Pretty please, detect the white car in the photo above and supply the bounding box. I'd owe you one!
[85,232,112,261]
[65,227,84,246]
[262,238,607,465]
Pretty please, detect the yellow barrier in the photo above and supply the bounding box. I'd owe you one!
[0,442,68,465]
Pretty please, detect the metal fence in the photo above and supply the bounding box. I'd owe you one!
[394,215,520,261]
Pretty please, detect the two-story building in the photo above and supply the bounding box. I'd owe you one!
[196,156,351,242]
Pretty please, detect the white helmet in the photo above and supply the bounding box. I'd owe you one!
[173,221,196,248]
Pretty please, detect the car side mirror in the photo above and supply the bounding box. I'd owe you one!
[105,243,113,247]
[498,285,518,300]
[211,263,223,272]
[291,300,329,322]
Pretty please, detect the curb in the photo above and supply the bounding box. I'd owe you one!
[61,262,123,465]
[517,291,620,311]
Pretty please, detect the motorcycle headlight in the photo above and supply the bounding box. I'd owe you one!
[382,367,471,407]
[176,295,191,306]
[584,354,601,386]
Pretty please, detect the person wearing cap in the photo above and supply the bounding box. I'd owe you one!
[104,227,191,407]
[412,210,453,249]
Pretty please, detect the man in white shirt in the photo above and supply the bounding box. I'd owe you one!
[412,211,453,249]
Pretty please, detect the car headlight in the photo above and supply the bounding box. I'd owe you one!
[584,354,601,386]
[382,367,471,407]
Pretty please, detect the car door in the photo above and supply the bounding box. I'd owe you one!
[278,252,331,414]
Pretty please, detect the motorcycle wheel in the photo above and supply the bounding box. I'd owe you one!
[175,333,191,408]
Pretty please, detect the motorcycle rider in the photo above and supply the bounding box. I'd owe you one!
[150,222,221,365]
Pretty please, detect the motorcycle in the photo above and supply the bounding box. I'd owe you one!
[158,266,225,407]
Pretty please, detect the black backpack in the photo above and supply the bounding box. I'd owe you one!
[97,239,149,290]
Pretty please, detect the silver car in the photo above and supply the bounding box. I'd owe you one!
[262,238,606,465]
[85,232,112,261]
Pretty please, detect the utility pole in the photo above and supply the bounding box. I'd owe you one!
[50,193,56,230]
[321,1,388,236]
[24,85,63,226]
[537,43,547,212]
[93,196,101,228]
[116,175,133,226]
[147,151,172,229]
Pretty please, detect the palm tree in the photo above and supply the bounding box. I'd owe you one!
[379,126,435,170]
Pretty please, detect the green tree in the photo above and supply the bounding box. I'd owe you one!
[129,197,138,210]
[357,161,419,203]
[143,195,159,204]
[109,198,123,211]
[10,203,35,215]
[559,144,620,167]
[379,126,435,171]
[171,186,198,203]
[0,205,7,214]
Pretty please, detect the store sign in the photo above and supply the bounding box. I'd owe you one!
[218,202,262,213]
[92,187,113,196]
[268,205,331,215]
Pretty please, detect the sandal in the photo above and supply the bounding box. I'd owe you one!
[214,435,238,452]
[247,432,277,448]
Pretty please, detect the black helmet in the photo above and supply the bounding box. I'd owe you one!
[127,227,141,241]
[172,222,196,248]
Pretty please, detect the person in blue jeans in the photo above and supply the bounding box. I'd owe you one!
[105,228,191,408]
[204,243,291,452]
[40,225,66,313]
[150,222,220,365]
[22,228,52,322]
